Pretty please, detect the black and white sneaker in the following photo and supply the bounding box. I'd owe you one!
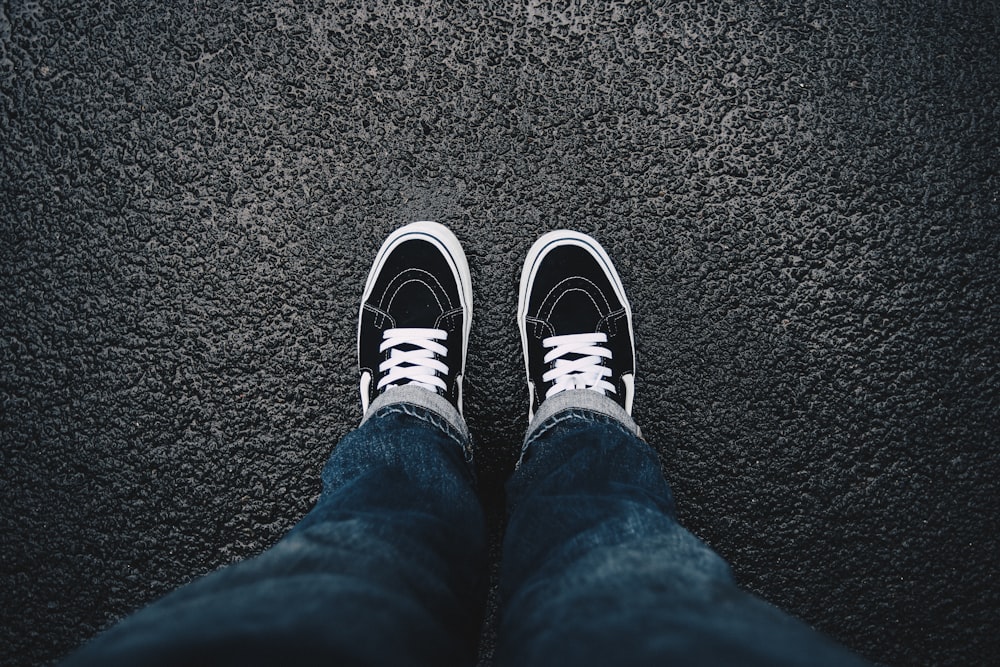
[517,230,636,420]
[358,221,473,415]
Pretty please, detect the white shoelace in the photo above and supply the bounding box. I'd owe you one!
[378,328,449,393]
[542,332,615,399]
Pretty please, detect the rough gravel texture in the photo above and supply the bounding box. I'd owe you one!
[2,1,998,665]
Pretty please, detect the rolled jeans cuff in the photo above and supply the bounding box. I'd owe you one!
[523,389,642,451]
[362,385,473,461]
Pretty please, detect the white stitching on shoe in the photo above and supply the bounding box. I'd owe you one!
[539,277,611,322]
[526,316,555,339]
[363,303,395,330]
[435,307,464,330]
[598,307,626,336]
[379,269,448,314]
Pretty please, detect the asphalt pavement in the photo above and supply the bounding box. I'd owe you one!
[2,1,998,665]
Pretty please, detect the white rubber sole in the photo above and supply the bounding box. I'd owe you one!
[358,221,473,415]
[517,230,636,419]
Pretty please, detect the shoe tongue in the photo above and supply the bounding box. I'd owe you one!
[550,290,602,336]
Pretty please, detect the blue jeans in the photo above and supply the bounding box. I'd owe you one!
[63,387,868,666]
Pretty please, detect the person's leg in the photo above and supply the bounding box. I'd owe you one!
[64,222,486,667]
[65,389,485,667]
[497,230,868,666]
[498,394,867,666]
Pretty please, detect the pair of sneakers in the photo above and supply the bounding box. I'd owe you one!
[358,221,635,423]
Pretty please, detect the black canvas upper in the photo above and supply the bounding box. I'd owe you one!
[522,243,635,415]
[359,236,466,410]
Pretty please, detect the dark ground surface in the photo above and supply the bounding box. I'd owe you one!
[2,1,999,665]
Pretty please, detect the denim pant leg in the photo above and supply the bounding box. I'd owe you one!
[496,390,869,667]
[63,387,487,667]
